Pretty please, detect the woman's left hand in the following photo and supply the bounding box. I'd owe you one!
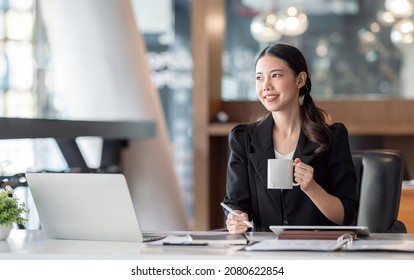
[293,158,315,191]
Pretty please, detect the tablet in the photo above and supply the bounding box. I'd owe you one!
[269,225,370,236]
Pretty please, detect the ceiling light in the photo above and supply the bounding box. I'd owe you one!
[391,18,414,46]
[250,12,282,43]
[385,0,414,18]
[275,5,308,36]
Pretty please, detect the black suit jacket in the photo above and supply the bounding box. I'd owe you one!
[223,113,358,231]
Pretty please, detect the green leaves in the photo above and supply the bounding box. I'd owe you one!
[0,188,28,227]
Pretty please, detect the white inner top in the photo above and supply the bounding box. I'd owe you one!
[275,149,295,159]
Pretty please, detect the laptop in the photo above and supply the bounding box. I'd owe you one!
[270,225,370,237]
[26,172,164,242]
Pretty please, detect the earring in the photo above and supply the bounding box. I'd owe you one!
[299,95,305,106]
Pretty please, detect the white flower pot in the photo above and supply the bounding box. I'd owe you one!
[0,224,12,240]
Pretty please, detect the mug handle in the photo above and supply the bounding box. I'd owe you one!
[292,162,300,186]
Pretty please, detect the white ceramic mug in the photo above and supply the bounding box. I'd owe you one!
[267,159,300,189]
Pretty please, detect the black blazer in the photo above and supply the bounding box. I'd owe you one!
[223,113,358,231]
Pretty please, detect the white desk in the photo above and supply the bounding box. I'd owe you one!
[2,229,414,260]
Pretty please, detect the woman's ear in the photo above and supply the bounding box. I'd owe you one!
[297,71,307,88]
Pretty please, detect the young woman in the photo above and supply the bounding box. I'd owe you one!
[223,43,358,233]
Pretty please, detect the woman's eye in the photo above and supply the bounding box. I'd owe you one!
[256,76,262,80]
[272,73,281,78]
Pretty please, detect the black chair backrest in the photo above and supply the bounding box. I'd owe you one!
[351,151,363,202]
[351,150,406,233]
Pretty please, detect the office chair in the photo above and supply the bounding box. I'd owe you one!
[352,150,407,233]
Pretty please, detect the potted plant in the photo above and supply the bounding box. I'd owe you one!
[0,186,28,240]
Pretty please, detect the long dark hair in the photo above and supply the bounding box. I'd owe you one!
[256,43,331,154]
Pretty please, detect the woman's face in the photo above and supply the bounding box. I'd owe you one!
[255,55,304,113]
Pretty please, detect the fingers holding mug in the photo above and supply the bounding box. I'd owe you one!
[293,158,314,189]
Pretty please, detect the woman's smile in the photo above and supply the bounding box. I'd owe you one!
[263,93,280,103]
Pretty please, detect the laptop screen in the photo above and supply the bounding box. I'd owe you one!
[26,173,146,242]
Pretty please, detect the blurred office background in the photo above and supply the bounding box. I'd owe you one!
[1,0,414,230]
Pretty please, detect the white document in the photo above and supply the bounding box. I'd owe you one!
[345,240,414,252]
[148,234,191,245]
[245,238,414,252]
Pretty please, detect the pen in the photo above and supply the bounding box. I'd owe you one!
[220,202,254,228]
[163,242,208,246]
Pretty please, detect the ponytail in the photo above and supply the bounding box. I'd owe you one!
[300,94,331,154]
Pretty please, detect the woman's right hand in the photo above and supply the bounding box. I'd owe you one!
[225,210,253,234]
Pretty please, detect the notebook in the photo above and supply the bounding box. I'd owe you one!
[25,172,164,242]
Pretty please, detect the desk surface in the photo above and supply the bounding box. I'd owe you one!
[2,230,414,260]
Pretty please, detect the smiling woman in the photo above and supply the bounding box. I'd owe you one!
[222,43,358,233]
